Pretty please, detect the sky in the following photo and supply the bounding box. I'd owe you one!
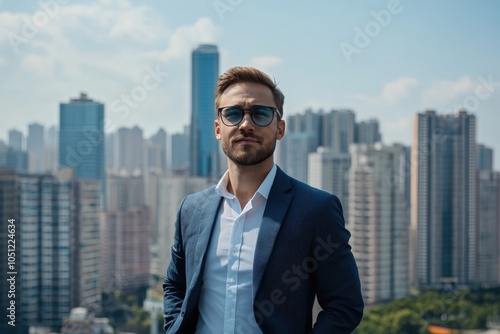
[1,0,499,167]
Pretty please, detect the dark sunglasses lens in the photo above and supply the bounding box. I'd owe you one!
[223,107,244,125]
[251,107,274,126]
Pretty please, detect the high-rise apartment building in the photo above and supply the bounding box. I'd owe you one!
[284,132,317,183]
[155,177,210,277]
[0,169,23,334]
[477,170,500,286]
[477,144,494,171]
[349,144,410,305]
[0,146,28,173]
[59,93,105,202]
[283,109,324,181]
[475,144,499,286]
[189,44,219,178]
[323,109,356,154]
[171,126,189,175]
[14,170,101,332]
[27,123,45,173]
[8,129,24,150]
[355,119,382,144]
[411,110,477,288]
[73,179,102,311]
[150,128,167,174]
[102,176,150,294]
[307,147,350,223]
[44,125,59,173]
[114,126,144,176]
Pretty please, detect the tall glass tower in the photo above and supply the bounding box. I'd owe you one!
[59,93,105,203]
[411,110,477,288]
[189,44,219,178]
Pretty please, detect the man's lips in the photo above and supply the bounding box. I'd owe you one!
[234,137,259,144]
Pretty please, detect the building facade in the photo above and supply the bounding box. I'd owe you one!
[411,110,477,288]
[59,93,105,205]
[27,123,45,173]
[12,170,101,332]
[307,147,350,223]
[349,144,410,305]
[102,176,150,294]
[189,44,219,178]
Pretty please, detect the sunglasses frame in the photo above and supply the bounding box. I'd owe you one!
[217,105,282,127]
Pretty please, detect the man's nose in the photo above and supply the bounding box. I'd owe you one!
[238,111,255,128]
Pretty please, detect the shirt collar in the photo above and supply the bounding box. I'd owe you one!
[215,164,277,201]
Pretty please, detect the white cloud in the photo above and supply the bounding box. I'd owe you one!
[350,76,418,107]
[421,76,475,105]
[0,0,221,136]
[381,77,418,103]
[160,17,220,62]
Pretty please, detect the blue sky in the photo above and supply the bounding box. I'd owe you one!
[1,0,499,167]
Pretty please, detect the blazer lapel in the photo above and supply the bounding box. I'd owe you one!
[253,167,293,296]
[189,188,223,292]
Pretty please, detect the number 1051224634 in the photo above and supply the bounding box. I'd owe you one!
[7,218,16,271]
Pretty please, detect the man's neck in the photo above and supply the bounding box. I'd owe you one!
[226,159,274,209]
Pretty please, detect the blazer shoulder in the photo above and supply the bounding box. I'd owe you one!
[183,185,217,205]
[283,170,339,201]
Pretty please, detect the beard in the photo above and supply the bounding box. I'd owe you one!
[222,133,276,166]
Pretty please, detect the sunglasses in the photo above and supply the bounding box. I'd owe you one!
[218,105,282,127]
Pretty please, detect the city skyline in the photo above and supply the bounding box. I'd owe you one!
[1,0,499,168]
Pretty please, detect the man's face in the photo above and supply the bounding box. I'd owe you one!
[214,82,285,167]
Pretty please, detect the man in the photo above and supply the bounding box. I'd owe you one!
[163,66,363,333]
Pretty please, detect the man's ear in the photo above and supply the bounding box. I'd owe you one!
[214,119,221,140]
[277,119,285,140]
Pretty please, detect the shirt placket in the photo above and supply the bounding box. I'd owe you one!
[223,199,247,334]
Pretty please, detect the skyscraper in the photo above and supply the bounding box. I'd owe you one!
[156,176,210,277]
[16,170,101,332]
[27,123,45,173]
[8,129,24,150]
[355,119,382,144]
[284,109,323,181]
[411,110,477,288]
[114,126,144,176]
[171,126,189,175]
[349,144,410,305]
[59,93,105,201]
[0,169,22,334]
[477,144,494,171]
[150,128,167,174]
[307,147,350,223]
[189,44,219,178]
[45,125,59,174]
[476,143,498,286]
[102,175,150,294]
[323,109,356,154]
[477,170,500,286]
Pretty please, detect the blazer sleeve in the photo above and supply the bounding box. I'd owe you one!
[163,197,187,333]
[311,194,364,334]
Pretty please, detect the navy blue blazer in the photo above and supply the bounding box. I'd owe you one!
[163,167,363,333]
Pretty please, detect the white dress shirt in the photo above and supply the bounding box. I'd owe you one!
[196,165,277,334]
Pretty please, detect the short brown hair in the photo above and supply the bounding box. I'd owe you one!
[215,66,285,116]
